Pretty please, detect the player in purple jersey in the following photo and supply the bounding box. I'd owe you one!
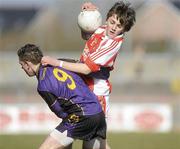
[17,44,106,149]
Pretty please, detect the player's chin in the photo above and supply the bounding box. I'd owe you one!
[108,34,116,39]
[107,31,115,38]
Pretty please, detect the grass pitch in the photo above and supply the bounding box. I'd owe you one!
[0,132,180,149]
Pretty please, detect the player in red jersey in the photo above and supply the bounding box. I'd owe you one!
[41,1,136,149]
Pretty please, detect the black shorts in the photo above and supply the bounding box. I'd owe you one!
[56,111,106,141]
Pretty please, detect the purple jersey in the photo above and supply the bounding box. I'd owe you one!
[37,65,102,119]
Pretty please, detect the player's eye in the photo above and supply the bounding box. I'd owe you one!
[117,24,122,29]
[110,20,115,24]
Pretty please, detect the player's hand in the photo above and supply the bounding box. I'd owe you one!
[41,56,60,67]
[81,2,98,11]
[81,30,93,40]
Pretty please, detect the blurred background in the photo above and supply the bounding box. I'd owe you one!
[0,0,180,149]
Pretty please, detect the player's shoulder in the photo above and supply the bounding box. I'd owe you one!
[38,66,52,79]
[38,66,55,91]
[38,66,56,85]
[114,33,124,42]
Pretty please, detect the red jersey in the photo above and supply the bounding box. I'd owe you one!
[80,25,124,96]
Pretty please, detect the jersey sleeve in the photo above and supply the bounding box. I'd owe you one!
[84,57,101,72]
[38,91,67,118]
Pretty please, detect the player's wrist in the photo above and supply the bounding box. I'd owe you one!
[59,61,63,67]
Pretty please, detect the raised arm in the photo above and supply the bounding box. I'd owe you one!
[80,2,99,40]
[81,2,98,11]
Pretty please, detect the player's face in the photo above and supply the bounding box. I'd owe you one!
[19,61,35,77]
[106,14,124,38]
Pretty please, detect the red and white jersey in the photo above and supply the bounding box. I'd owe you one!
[80,25,124,96]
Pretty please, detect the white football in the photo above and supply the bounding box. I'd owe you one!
[78,10,102,33]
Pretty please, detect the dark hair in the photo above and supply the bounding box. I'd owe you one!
[106,1,136,32]
[17,44,43,64]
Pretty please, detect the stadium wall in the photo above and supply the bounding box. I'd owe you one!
[0,103,172,134]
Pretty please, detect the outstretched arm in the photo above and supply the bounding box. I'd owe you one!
[41,56,92,75]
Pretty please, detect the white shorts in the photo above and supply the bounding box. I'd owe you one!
[50,129,74,147]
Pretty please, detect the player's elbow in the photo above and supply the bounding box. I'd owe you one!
[82,66,92,75]
[83,69,91,75]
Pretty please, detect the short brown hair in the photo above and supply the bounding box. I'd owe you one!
[106,1,136,32]
[17,44,43,64]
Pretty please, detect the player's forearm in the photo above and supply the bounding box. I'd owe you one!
[41,56,91,74]
[61,61,92,75]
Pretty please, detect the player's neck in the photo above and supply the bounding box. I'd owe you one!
[35,63,41,76]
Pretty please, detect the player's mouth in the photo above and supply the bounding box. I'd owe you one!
[108,30,116,36]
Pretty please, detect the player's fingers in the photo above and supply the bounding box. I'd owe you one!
[41,62,47,66]
[41,60,48,66]
[41,56,49,65]
[82,2,98,11]
[41,56,50,62]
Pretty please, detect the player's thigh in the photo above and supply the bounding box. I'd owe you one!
[82,137,106,149]
[39,129,74,149]
[39,135,67,149]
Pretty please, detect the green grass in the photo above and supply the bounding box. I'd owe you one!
[0,132,180,149]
